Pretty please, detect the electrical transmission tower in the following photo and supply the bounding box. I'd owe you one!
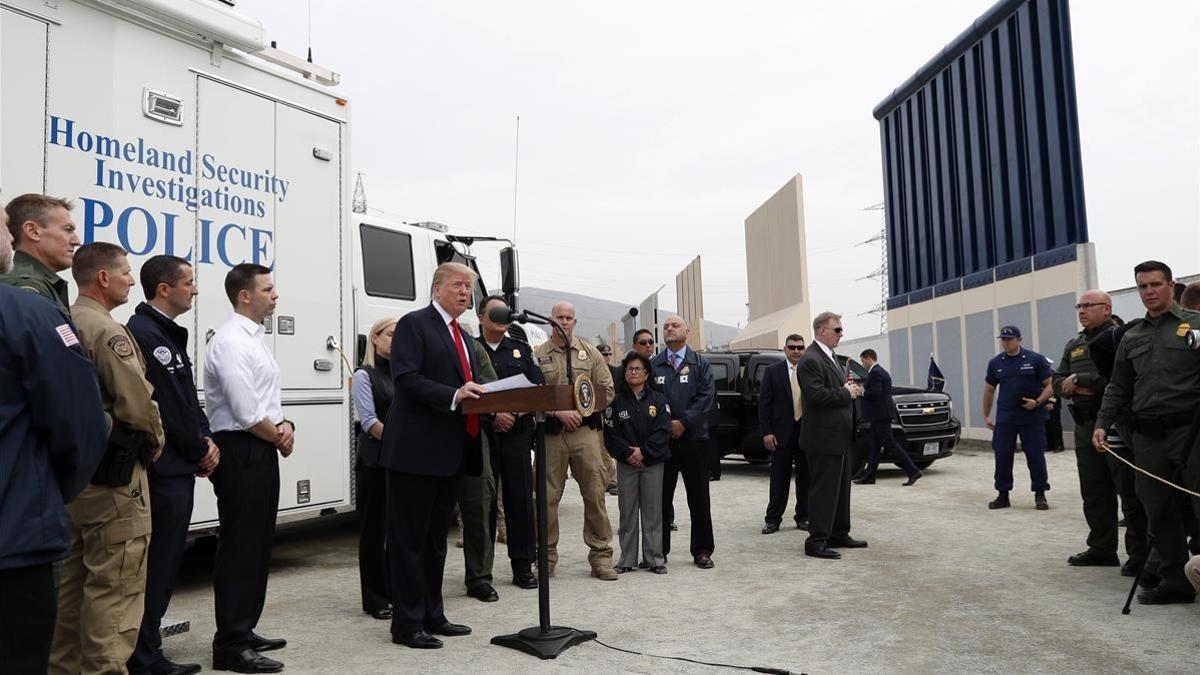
[857,202,888,333]
[352,172,367,214]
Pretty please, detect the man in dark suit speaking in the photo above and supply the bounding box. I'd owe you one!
[852,349,922,486]
[758,333,810,534]
[382,262,487,650]
[797,312,868,560]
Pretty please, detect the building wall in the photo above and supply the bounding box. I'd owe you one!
[675,256,706,351]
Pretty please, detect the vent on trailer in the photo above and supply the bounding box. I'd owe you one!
[143,88,183,125]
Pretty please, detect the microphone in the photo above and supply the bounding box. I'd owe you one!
[487,305,524,325]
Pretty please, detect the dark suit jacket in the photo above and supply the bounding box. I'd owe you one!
[861,364,895,423]
[796,345,854,456]
[380,303,482,477]
[758,360,801,450]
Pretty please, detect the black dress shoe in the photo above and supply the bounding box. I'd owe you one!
[467,583,499,602]
[828,536,868,549]
[761,523,780,534]
[795,518,809,531]
[637,560,651,569]
[213,649,284,673]
[1137,587,1196,605]
[804,545,841,560]
[1067,549,1120,567]
[988,492,1010,510]
[693,553,714,569]
[426,620,472,637]
[614,565,634,574]
[367,607,392,620]
[148,658,203,675]
[1121,559,1144,577]
[246,632,286,653]
[392,631,444,649]
[902,472,922,486]
[1034,491,1049,510]
[512,570,538,589]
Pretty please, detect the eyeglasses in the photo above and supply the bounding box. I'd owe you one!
[635,340,654,346]
[785,345,806,351]
[829,327,843,334]
[1074,302,1108,310]
[625,366,646,373]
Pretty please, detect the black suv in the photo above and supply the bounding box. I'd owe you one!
[702,349,960,473]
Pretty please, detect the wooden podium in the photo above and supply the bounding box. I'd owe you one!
[462,380,606,659]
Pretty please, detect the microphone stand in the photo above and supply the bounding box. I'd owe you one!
[490,309,595,659]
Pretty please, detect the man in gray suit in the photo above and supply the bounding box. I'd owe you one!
[797,311,868,560]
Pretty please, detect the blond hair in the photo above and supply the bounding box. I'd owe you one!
[432,262,476,288]
[812,311,842,332]
[363,317,397,368]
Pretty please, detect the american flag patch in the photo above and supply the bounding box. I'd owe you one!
[56,324,79,347]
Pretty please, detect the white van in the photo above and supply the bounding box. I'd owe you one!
[1,0,522,531]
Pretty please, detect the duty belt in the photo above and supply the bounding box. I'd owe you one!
[1130,411,1194,439]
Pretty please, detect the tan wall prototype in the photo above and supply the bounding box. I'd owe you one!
[675,256,706,351]
[732,174,812,349]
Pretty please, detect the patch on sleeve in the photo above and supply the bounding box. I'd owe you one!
[106,334,136,359]
[55,324,79,347]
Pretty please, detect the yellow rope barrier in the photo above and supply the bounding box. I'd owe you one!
[1100,442,1200,498]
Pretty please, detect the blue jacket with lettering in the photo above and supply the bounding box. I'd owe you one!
[127,302,211,476]
[0,285,108,570]
[649,346,716,441]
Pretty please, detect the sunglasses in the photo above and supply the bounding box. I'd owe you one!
[786,345,806,351]
[635,340,654,346]
[1074,302,1108,310]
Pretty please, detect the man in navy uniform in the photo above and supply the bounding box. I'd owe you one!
[382,262,487,649]
[853,349,922,486]
[126,255,220,675]
[758,333,810,534]
[0,206,107,673]
[981,326,1055,511]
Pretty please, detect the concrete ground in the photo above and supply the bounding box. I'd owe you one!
[163,447,1199,674]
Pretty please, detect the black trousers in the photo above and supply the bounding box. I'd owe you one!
[210,431,280,655]
[709,438,723,479]
[494,424,536,569]
[1131,427,1195,593]
[0,562,56,674]
[1072,412,1147,562]
[387,471,460,637]
[663,438,715,557]
[764,426,808,527]
[805,451,851,546]
[862,420,921,479]
[356,464,391,614]
[130,473,196,670]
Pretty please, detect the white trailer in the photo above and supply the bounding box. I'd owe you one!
[0,0,521,532]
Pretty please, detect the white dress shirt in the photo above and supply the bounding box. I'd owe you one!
[205,312,283,432]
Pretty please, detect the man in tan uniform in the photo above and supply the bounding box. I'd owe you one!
[535,301,617,580]
[51,242,164,674]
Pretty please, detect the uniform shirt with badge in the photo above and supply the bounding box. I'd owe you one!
[1097,304,1200,430]
[985,347,1054,426]
[71,295,165,448]
[603,386,672,465]
[649,344,716,440]
[0,250,71,315]
[1054,319,1116,406]
[480,334,545,432]
[534,336,615,409]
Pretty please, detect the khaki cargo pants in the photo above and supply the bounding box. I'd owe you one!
[545,427,613,572]
[50,464,151,675]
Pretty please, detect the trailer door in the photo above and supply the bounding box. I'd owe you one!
[1,7,49,195]
[272,104,343,390]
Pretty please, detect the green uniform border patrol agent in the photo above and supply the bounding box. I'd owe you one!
[0,193,81,316]
[1054,291,1147,573]
[1095,261,1200,605]
[459,337,500,601]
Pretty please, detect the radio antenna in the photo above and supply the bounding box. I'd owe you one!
[512,115,521,244]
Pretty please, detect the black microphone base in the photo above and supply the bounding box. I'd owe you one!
[491,626,597,659]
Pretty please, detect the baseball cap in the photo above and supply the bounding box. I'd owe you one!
[997,325,1022,339]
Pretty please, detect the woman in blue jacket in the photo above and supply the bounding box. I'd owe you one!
[604,352,671,574]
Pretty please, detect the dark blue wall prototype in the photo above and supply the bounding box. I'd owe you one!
[874,0,1088,303]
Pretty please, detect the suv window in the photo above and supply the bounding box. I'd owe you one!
[751,362,770,393]
[360,224,415,300]
[710,362,732,391]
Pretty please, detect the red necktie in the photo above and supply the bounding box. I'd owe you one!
[450,319,479,437]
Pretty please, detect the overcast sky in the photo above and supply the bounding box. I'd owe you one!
[239,0,1198,338]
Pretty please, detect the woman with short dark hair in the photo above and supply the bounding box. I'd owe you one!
[604,352,671,574]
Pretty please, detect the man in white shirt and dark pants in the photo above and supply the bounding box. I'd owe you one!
[204,263,294,673]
